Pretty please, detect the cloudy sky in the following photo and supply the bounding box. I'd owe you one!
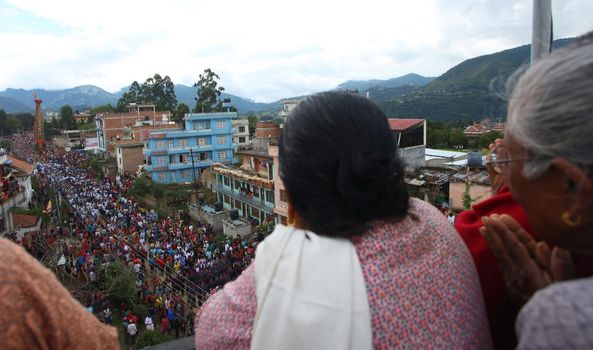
[0,0,591,102]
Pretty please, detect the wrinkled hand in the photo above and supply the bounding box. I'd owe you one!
[480,214,574,306]
[486,139,507,193]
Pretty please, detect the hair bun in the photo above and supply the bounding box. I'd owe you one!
[336,151,399,211]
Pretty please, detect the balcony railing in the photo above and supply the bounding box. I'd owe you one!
[215,184,274,213]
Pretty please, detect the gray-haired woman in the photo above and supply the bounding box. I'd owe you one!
[481,32,593,349]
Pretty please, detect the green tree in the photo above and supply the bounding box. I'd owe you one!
[116,74,178,113]
[4,116,21,134]
[135,330,174,349]
[116,81,143,112]
[141,74,178,112]
[172,102,190,124]
[194,68,225,113]
[60,105,76,130]
[103,262,137,307]
[448,128,467,149]
[477,131,503,150]
[247,113,259,135]
[89,104,114,117]
[0,140,11,152]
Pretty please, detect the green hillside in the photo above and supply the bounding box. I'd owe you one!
[377,38,573,123]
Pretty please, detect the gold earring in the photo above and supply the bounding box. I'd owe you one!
[562,211,582,227]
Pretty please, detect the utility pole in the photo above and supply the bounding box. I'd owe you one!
[531,0,553,64]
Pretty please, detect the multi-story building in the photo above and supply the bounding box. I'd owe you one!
[232,118,250,149]
[115,139,145,175]
[268,145,288,224]
[278,98,303,121]
[212,163,276,225]
[95,104,174,156]
[143,112,237,184]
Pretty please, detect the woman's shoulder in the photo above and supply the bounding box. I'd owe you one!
[367,198,453,238]
[516,276,593,349]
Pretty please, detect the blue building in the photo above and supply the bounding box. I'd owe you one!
[143,112,237,184]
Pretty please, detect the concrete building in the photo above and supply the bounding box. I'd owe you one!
[143,112,237,184]
[95,104,174,156]
[115,139,145,175]
[278,98,303,121]
[212,163,275,225]
[232,118,250,149]
[388,118,427,170]
[268,145,288,224]
[0,154,34,236]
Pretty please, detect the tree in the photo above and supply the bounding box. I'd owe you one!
[172,102,190,124]
[116,74,178,113]
[141,74,178,112]
[60,105,76,130]
[116,81,143,112]
[448,129,467,149]
[4,116,21,135]
[194,68,225,113]
[0,140,11,152]
[477,131,503,150]
[247,113,259,135]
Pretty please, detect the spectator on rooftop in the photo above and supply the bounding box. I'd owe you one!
[195,91,492,349]
[481,31,593,349]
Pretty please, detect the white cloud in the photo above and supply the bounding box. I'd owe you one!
[1,0,592,102]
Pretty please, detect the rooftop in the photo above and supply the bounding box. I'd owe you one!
[13,213,39,228]
[388,118,425,132]
[6,156,35,175]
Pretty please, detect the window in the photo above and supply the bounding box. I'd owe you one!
[199,152,210,161]
[118,158,122,165]
[118,148,122,154]
[217,136,226,145]
[192,121,198,130]
[235,180,241,189]
[238,126,246,133]
[157,157,166,165]
[216,120,226,129]
[180,154,188,163]
[157,172,168,180]
[168,140,174,148]
[239,137,246,143]
[181,170,191,178]
[156,141,166,149]
[223,194,231,204]
[170,155,177,164]
[218,151,227,160]
[223,176,230,186]
[179,139,188,147]
[265,190,274,204]
[280,190,287,202]
[197,121,210,130]
[197,137,209,146]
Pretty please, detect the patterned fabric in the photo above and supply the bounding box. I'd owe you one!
[195,198,492,349]
[516,276,593,349]
[0,239,119,350]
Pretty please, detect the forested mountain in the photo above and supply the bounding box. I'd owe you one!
[376,38,573,122]
[337,73,435,91]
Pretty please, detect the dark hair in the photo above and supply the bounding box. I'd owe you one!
[279,91,409,238]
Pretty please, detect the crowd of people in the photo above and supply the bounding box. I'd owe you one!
[7,133,261,348]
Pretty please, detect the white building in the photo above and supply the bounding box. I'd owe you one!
[232,118,250,149]
[0,154,35,236]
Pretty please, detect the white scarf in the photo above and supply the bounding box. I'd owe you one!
[251,224,373,350]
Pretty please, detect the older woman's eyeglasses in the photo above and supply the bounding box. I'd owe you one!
[484,147,529,175]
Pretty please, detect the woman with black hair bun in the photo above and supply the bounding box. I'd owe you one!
[195,91,493,349]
